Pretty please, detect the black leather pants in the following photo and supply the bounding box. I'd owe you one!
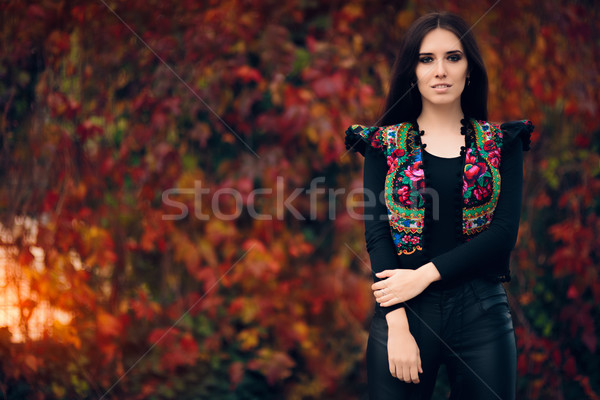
[366,278,516,400]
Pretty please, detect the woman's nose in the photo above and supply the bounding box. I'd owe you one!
[435,59,447,78]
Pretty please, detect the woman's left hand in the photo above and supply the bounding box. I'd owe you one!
[372,263,441,307]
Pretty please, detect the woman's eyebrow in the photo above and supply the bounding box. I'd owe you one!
[418,50,464,56]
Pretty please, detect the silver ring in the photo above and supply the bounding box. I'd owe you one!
[381,289,386,296]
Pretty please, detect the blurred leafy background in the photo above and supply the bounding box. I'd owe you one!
[0,0,598,399]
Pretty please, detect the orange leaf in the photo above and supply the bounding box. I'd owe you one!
[97,311,122,338]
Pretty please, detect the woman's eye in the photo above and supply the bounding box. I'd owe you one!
[419,57,433,63]
[448,54,462,62]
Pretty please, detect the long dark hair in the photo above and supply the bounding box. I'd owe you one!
[378,12,488,126]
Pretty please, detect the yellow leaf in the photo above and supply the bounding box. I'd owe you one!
[237,328,260,351]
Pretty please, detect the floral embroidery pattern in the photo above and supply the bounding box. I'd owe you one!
[346,118,522,256]
[385,124,427,254]
[462,120,503,237]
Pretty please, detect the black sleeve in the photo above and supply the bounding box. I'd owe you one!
[431,125,529,281]
[363,145,404,314]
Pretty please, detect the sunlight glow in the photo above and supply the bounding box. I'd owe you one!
[0,222,72,343]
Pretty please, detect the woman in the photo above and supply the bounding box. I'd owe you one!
[344,12,533,400]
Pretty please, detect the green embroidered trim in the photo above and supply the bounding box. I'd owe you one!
[463,119,501,222]
[464,120,502,236]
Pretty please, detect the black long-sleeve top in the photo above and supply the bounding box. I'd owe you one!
[360,121,532,316]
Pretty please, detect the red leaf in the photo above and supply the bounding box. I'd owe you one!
[248,349,295,385]
[148,327,177,347]
[157,331,198,372]
[46,30,71,58]
[574,133,591,148]
[18,248,34,266]
[563,355,577,378]
[229,361,245,389]
[312,72,345,98]
[76,120,103,141]
[47,92,68,117]
[26,4,46,19]
[235,66,262,84]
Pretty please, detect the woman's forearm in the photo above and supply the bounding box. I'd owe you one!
[385,306,410,330]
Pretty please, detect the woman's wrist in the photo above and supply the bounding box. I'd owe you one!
[419,262,441,285]
[385,307,410,330]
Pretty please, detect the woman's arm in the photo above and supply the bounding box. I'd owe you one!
[362,133,424,383]
[363,144,405,314]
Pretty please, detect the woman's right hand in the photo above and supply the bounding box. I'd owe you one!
[387,325,423,383]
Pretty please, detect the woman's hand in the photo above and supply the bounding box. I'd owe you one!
[387,324,423,383]
[372,262,441,306]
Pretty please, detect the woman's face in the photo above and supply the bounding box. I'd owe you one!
[415,28,468,108]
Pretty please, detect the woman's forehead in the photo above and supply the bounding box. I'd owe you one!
[419,28,464,53]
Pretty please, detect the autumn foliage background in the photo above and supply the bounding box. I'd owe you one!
[0,0,599,399]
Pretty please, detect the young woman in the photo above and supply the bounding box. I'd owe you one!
[345,12,533,400]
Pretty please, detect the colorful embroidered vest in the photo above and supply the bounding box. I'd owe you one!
[348,118,509,256]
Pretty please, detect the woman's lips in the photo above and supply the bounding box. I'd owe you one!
[432,84,452,93]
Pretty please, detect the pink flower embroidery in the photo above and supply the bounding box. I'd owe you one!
[474,184,491,200]
[405,161,424,190]
[488,149,500,168]
[483,140,497,152]
[397,185,413,205]
[405,161,424,181]
[464,149,487,183]
[387,148,405,168]
[402,235,419,244]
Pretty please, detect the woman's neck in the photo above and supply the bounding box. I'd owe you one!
[417,102,464,134]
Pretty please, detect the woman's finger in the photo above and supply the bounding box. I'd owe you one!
[375,270,395,278]
[375,293,396,304]
[380,295,402,306]
[400,364,411,383]
[410,365,420,383]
